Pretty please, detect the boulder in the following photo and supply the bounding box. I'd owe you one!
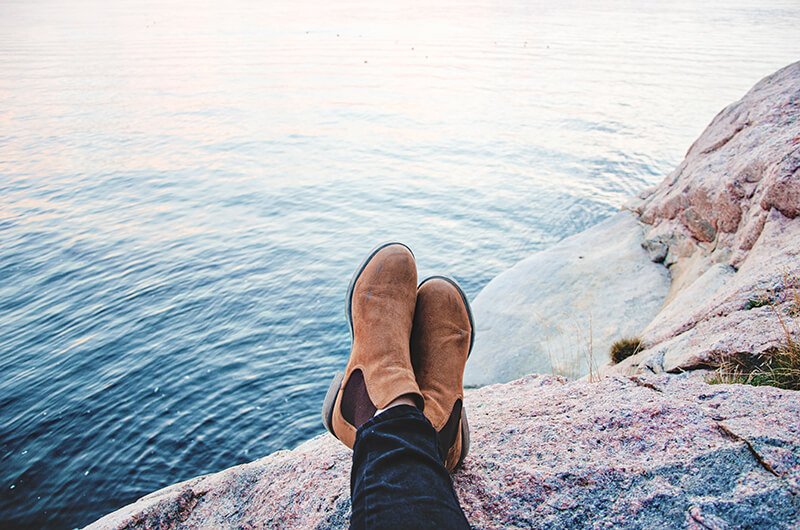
[464,212,670,386]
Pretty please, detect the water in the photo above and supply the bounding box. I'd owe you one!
[1,0,798,527]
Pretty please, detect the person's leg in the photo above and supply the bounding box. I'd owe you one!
[350,404,470,530]
[347,275,475,529]
[320,245,473,528]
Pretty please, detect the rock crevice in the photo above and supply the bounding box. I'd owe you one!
[715,422,783,483]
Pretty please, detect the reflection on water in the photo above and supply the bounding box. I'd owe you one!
[1,0,798,527]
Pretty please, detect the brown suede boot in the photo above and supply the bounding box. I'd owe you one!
[321,242,424,449]
[411,276,474,472]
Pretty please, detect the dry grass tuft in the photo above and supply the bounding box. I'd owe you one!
[708,272,800,391]
[707,342,800,390]
[609,337,643,365]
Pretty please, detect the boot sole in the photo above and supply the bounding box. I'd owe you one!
[321,370,344,436]
[321,242,415,437]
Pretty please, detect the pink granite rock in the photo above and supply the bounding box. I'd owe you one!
[616,61,800,375]
[637,61,800,270]
[87,375,800,529]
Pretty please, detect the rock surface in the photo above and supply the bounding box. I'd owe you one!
[613,60,800,376]
[464,212,670,386]
[468,60,800,382]
[87,374,800,529]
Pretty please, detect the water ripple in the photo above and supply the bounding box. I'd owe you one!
[1,0,799,527]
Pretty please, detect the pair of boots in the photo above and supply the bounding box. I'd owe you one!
[321,243,474,471]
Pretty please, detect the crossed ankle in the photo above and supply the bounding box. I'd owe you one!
[374,394,419,417]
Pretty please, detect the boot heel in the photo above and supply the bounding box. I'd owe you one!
[321,371,345,436]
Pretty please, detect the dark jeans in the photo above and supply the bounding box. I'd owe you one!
[350,405,471,530]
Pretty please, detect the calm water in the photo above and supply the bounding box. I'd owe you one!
[1,0,798,527]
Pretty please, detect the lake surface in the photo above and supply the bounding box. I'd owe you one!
[1,0,798,527]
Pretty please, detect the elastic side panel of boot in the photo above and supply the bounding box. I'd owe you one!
[341,369,377,429]
[437,399,462,460]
